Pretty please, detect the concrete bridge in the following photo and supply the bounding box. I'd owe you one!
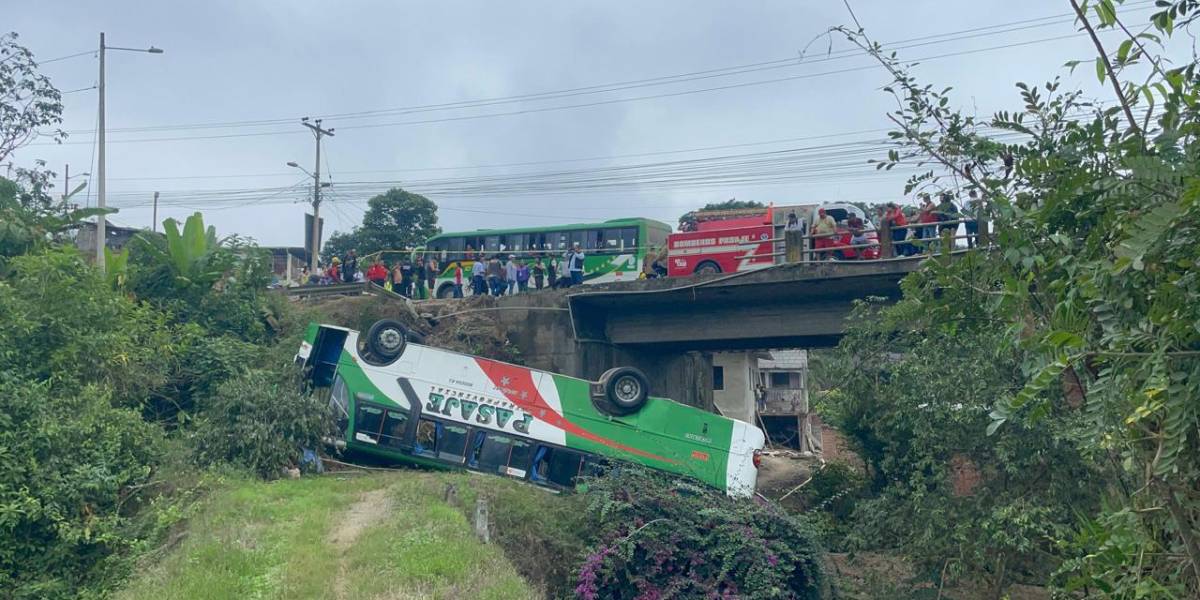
[485,256,936,410]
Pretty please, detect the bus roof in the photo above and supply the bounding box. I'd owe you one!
[427,217,672,240]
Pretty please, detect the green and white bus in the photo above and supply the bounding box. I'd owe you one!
[422,217,672,298]
[297,320,765,497]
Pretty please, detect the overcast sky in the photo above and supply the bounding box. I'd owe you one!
[7,0,1181,247]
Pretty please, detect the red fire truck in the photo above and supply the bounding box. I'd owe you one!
[666,203,879,277]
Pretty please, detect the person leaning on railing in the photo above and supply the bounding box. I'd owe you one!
[811,207,839,260]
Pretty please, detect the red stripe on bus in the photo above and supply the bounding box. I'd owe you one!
[475,358,679,465]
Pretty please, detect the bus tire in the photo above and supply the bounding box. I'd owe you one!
[435,283,455,299]
[364,319,408,365]
[694,261,721,275]
[599,367,650,415]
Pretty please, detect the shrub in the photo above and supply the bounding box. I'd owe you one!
[189,368,333,477]
[0,375,163,599]
[575,468,825,600]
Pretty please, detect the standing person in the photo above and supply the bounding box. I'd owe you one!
[568,243,585,286]
[413,257,427,299]
[811,207,838,260]
[471,255,486,296]
[532,258,546,290]
[486,255,504,296]
[883,202,911,256]
[426,256,439,292]
[341,249,358,283]
[935,193,960,246]
[505,255,518,295]
[452,262,464,298]
[516,259,530,292]
[366,259,388,287]
[547,256,558,289]
[963,190,980,248]
[846,212,868,259]
[399,259,414,298]
[918,195,938,245]
[784,211,805,234]
[391,261,404,294]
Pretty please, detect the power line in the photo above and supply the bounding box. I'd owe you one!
[47,2,1153,144]
[35,50,95,65]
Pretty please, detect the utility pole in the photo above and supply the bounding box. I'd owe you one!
[152,191,159,232]
[301,118,334,272]
[97,32,106,268]
[63,164,69,202]
[94,32,163,271]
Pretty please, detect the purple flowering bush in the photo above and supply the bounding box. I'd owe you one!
[574,468,824,599]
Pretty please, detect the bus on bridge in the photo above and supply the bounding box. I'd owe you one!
[422,217,671,297]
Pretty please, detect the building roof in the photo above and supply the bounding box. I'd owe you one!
[758,349,807,370]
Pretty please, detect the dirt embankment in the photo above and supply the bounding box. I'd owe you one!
[307,292,524,364]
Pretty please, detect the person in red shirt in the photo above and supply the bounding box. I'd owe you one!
[883,202,911,256]
[365,259,388,288]
[452,263,464,298]
[917,195,938,250]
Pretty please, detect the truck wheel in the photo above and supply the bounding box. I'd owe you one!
[597,367,650,415]
[436,284,455,299]
[694,261,721,275]
[364,319,408,365]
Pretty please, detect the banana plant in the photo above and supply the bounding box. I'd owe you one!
[135,212,232,290]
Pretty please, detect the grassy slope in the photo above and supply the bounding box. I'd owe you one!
[116,471,536,600]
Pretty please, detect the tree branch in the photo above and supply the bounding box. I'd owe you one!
[1069,0,1142,135]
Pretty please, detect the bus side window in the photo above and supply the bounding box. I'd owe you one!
[414,419,436,456]
[355,404,385,443]
[469,431,514,474]
[437,423,470,464]
[531,445,584,488]
[506,439,534,478]
[377,409,409,449]
[621,227,638,251]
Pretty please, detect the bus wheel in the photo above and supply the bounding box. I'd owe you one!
[364,319,408,365]
[694,261,721,275]
[598,367,650,415]
[436,284,455,299]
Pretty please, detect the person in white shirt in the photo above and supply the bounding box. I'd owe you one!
[568,243,586,286]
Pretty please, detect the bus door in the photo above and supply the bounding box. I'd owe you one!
[301,325,349,388]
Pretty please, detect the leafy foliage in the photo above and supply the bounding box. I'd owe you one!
[128,213,278,343]
[322,187,441,261]
[828,1,1200,595]
[575,468,824,600]
[825,299,1099,592]
[0,172,112,263]
[0,32,65,163]
[188,368,333,478]
[0,376,163,599]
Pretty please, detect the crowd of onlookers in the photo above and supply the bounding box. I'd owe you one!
[877,190,981,255]
[299,243,590,299]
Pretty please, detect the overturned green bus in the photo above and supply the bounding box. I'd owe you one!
[297,320,765,497]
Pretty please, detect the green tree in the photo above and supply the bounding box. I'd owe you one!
[828,1,1200,595]
[0,32,65,163]
[322,187,440,261]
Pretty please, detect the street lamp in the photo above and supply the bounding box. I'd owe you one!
[96,32,163,271]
